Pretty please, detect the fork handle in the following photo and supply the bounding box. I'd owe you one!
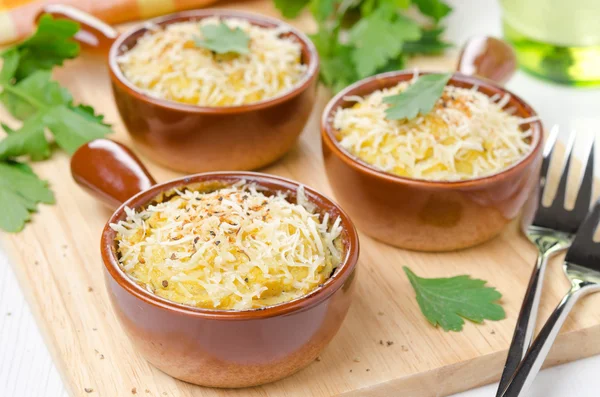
[496,252,550,396]
[499,282,590,397]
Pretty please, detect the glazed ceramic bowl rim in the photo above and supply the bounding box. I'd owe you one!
[321,71,544,188]
[107,9,319,114]
[100,172,359,320]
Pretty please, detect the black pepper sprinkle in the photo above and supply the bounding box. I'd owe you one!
[379,340,383,346]
[244,278,249,282]
[242,195,249,200]
[215,241,221,246]
[84,388,93,393]
[209,231,216,236]
[366,369,370,372]
[194,237,200,244]
[386,341,394,346]
[218,196,223,201]
[170,254,177,260]
[162,280,169,288]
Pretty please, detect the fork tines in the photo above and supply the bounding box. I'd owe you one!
[566,197,600,271]
[533,127,595,234]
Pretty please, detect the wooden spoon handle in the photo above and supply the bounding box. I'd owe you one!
[71,139,156,209]
[40,4,119,53]
[457,36,517,85]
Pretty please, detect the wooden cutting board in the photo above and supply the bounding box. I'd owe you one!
[2,1,600,396]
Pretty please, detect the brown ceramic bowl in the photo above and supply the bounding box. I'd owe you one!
[322,68,543,252]
[70,139,359,388]
[46,5,319,173]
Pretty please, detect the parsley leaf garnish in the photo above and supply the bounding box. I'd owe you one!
[194,22,250,55]
[0,15,111,232]
[404,267,505,332]
[383,72,451,120]
[0,161,54,233]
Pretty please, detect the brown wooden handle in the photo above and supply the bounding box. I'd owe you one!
[40,4,119,53]
[457,36,517,85]
[71,139,157,209]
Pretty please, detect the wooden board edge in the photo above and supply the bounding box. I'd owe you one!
[337,324,600,397]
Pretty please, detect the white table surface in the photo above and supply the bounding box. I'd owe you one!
[1,0,600,396]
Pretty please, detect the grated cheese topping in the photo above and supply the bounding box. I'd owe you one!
[110,182,343,311]
[333,79,535,181]
[116,17,307,106]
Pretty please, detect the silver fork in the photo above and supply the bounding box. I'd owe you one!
[496,127,595,396]
[500,196,600,396]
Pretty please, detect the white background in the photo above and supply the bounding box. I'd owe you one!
[1,0,600,396]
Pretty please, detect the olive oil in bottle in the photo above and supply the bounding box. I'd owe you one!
[500,0,600,86]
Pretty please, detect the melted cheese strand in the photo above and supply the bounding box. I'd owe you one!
[111,183,342,311]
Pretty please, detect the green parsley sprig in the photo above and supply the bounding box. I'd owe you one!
[404,266,506,332]
[384,72,451,120]
[194,21,250,55]
[274,0,452,92]
[0,15,112,232]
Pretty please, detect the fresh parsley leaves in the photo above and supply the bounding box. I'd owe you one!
[0,15,111,232]
[1,70,110,156]
[275,0,311,18]
[384,72,451,120]
[2,14,80,83]
[194,22,250,55]
[348,12,421,78]
[403,27,452,55]
[273,0,452,92]
[404,267,505,332]
[413,0,452,22]
[0,161,54,233]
